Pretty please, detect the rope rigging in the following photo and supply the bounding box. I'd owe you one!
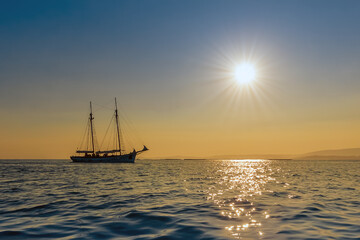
[74,98,146,155]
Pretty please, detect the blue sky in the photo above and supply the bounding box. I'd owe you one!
[1,0,360,158]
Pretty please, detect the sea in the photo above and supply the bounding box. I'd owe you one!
[0,159,359,239]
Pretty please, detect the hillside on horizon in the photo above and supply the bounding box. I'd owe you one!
[295,148,360,160]
[146,148,360,160]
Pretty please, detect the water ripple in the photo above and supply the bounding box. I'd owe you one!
[0,159,359,239]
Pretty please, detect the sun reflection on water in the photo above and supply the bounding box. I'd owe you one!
[207,160,275,238]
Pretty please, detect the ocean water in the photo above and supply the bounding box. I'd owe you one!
[0,159,359,239]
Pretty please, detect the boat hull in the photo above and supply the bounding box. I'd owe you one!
[70,152,136,163]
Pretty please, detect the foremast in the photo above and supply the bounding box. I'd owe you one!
[89,101,95,154]
[75,101,97,155]
[114,98,122,156]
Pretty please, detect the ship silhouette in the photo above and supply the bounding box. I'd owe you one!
[71,98,148,163]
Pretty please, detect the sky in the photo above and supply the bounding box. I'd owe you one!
[1,0,360,159]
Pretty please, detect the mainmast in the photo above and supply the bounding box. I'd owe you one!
[89,101,95,153]
[114,98,122,155]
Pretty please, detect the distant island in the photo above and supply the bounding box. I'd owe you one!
[146,148,360,160]
[294,148,360,160]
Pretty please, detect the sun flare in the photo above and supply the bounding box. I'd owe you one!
[234,62,256,85]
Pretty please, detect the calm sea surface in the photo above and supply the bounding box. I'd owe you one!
[0,159,359,239]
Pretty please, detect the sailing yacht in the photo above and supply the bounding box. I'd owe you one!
[70,98,148,163]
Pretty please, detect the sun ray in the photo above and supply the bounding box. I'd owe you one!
[202,42,279,120]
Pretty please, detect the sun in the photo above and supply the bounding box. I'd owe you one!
[234,62,256,85]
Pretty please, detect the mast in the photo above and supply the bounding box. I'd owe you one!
[114,98,122,155]
[89,101,95,153]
